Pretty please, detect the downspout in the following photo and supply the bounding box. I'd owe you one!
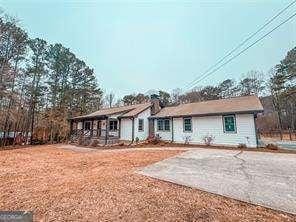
[253,113,259,148]
[171,117,174,143]
[131,117,135,142]
[118,118,121,140]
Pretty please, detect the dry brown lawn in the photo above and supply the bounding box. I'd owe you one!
[0,145,295,221]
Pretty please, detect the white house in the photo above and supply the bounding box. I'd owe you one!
[150,96,263,148]
[70,95,263,147]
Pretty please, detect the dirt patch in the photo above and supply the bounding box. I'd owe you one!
[0,145,294,221]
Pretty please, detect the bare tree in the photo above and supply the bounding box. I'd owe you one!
[104,92,115,108]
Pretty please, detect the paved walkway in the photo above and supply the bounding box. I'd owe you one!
[138,148,296,215]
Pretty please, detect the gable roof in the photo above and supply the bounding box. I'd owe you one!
[151,96,263,118]
[71,102,152,120]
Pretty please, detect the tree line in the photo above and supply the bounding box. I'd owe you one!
[0,14,102,146]
[120,49,295,133]
[120,70,265,106]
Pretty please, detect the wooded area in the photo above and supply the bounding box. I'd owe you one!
[0,14,102,146]
[0,12,295,147]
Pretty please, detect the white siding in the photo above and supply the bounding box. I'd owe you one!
[120,118,132,141]
[155,114,257,148]
[134,108,151,140]
[120,108,151,141]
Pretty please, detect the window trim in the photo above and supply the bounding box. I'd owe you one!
[222,114,237,134]
[183,117,192,132]
[109,120,118,131]
[138,119,144,132]
[157,118,170,131]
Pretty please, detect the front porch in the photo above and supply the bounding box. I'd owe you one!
[69,116,121,145]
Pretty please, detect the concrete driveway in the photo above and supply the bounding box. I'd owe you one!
[138,148,296,215]
[277,141,296,150]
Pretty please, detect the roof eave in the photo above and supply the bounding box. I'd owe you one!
[69,115,108,121]
[149,109,264,119]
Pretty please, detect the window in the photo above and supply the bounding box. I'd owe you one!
[183,118,192,132]
[138,119,144,131]
[223,115,236,133]
[84,121,91,130]
[157,119,164,131]
[164,119,170,131]
[109,120,118,131]
[157,119,170,131]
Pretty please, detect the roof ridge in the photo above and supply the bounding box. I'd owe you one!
[176,95,258,107]
[95,102,151,111]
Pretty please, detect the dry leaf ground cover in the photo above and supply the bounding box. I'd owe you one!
[0,145,295,221]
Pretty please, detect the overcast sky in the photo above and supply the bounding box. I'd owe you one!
[2,0,296,97]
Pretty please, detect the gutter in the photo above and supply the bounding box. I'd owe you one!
[69,115,108,121]
[171,117,174,142]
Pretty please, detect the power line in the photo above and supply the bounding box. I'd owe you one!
[186,11,296,90]
[185,0,296,89]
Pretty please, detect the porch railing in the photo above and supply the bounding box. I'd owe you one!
[70,129,119,139]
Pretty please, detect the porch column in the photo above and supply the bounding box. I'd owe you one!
[91,119,94,137]
[105,117,109,145]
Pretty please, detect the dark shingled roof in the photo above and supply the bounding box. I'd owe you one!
[71,103,151,120]
[151,96,263,118]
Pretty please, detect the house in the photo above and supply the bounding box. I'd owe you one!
[70,95,263,147]
[69,97,160,144]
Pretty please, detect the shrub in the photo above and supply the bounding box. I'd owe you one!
[78,136,84,146]
[183,135,192,144]
[203,134,215,146]
[266,143,278,150]
[83,139,91,146]
[135,137,139,143]
[237,143,247,149]
[31,138,46,145]
[148,134,161,145]
[90,139,99,147]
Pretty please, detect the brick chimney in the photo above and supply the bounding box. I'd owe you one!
[150,94,161,115]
